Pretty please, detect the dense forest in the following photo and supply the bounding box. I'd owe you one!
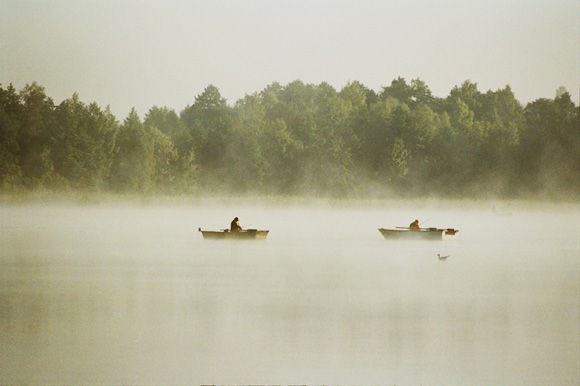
[0,79,578,199]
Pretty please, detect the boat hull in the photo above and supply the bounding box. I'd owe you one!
[379,228,458,240]
[199,229,269,240]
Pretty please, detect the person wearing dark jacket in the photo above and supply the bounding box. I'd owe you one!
[230,217,242,232]
[409,219,420,231]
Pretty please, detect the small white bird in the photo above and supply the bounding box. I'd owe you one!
[437,254,450,259]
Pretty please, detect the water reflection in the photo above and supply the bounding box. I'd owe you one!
[1,203,578,384]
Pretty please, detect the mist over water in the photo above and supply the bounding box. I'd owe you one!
[1,201,579,384]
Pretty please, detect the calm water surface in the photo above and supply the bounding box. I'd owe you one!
[1,201,579,384]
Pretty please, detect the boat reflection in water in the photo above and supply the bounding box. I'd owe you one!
[199,228,269,240]
[378,227,459,240]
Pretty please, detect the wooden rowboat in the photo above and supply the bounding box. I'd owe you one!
[198,228,269,240]
[378,227,459,240]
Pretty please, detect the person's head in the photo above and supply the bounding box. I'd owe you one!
[234,217,239,221]
[414,219,419,224]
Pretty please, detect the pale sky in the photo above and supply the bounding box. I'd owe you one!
[1,0,579,119]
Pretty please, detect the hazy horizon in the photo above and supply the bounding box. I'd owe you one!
[1,0,579,119]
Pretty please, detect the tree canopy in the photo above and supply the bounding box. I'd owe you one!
[0,79,578,199]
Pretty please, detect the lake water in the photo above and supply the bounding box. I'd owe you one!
[1,200,579,385]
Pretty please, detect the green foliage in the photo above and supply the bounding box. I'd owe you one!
[109,109,154,192]
[0,85,22,189]
[0,80,577,199]
[16,83,56,186]
[144,106,183,138]
[519,92,580,197]
[381,77,435,108]
[52,95,119,190]
[180,85,234,173]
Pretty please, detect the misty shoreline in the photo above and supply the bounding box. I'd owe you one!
[1,190,578,211]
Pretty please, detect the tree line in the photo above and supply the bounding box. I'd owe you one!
[0,79,578,199]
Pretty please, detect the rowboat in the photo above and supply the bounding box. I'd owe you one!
[378,227,459,240]
[198,228,269,240]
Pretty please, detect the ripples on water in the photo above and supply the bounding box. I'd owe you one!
[1,202,579,384]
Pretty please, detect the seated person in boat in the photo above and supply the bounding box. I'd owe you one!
[230,217,242,232]
[409,219,420,231]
